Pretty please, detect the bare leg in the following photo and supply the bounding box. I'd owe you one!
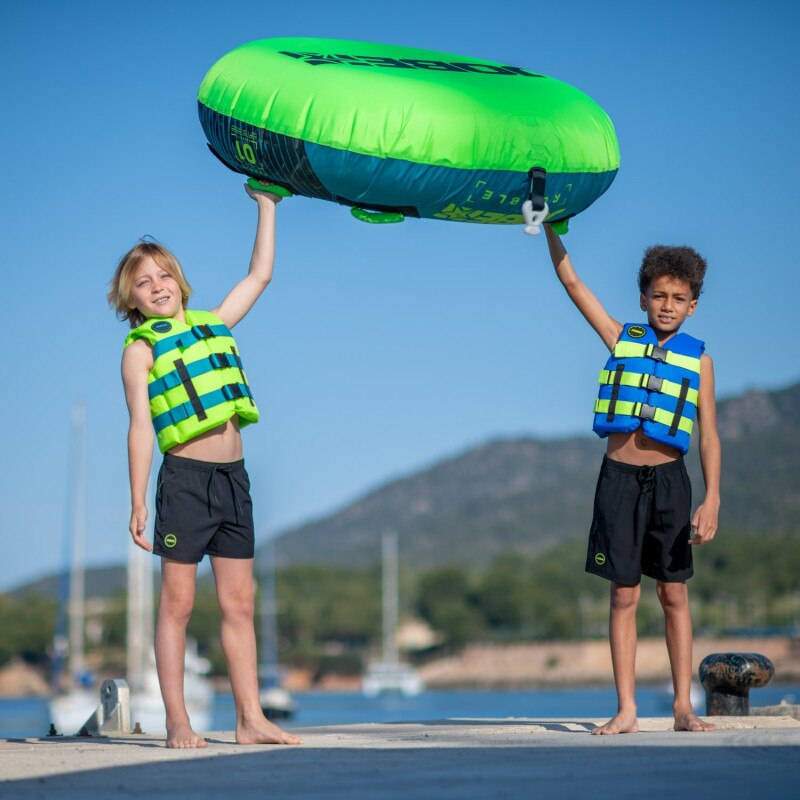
[211,556,303,745]
[658,581,715,732]
[156,559,207,748]
[593,582,641,735]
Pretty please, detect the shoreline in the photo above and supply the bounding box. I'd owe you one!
[416,636,800,690]
[3,636,798,697]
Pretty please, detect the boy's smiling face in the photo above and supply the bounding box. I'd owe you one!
[128,255,185,321]
[641,275,697,338]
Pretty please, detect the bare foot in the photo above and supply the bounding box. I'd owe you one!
[674,711,716,732]
[236,715,304,745]
[166,723,208,749]
[591,711,640,735]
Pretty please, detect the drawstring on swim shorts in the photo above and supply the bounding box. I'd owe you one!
[206,464,244,523]
[637,465,656,494]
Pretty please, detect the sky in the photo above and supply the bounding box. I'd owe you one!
[2,0,798,592]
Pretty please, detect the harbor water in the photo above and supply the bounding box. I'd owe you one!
[2,684,797,739]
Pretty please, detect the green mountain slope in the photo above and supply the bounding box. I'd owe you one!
[11,380,799,598]
[275,380,800,569]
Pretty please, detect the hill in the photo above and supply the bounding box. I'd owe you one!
[11,565,128,602]
[274,380,800,569]
[9,379,800,598]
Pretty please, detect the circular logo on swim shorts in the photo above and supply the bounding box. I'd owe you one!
[152,320,173,333]
[594,553,606,566]
[627,325,646,339]
[163,533,178,548]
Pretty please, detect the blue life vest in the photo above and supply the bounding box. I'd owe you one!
[592,323,704,455]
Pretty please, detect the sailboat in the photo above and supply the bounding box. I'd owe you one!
[258,539,296,719]
[361,532,424,697]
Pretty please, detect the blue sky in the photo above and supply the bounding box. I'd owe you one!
[2,0,798,592]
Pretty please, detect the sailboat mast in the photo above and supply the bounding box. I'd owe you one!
[381,532,399,667]
[67,400,87,684]
[127,480,155,693]
[259,539,278,687]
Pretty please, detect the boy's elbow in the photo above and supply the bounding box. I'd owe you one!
[250,272,272,291]
[560,273,579,292]
[699,430,721,457]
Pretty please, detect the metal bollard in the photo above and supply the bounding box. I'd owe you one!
[699,652,774,715]
[78,679,132,735]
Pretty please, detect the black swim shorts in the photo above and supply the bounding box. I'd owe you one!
[153,453,255,562]
[585,455,693,585]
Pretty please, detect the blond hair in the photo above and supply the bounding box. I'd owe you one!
[108,239,193,328]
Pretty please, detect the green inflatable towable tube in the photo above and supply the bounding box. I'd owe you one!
[198,38,620,231]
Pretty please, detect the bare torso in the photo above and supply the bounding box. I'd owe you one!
[605,430,681,466]
[168,417,244,463]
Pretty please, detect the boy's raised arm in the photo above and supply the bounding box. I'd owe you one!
[544,224,622,351]
[213,186,281,329]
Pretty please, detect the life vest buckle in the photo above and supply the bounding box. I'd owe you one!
[650,345,667,362]
[191,324,216,340]
[210,352,233,370]
[638,403,657,421]
[222,383,246,401]
[645,374,663,392]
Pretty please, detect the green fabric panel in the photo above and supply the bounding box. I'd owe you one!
[198,38,620,174]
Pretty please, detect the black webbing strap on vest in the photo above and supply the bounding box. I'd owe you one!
[606,364,625,422]
[669,378,691,437]
[174,359,208,421]
[210,351,241,370]
[192,324,216,340]
[527,167,547,213]
[230,346,255,407]
[222,383,248,401]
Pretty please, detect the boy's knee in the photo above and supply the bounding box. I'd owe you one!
[610,583,640,610]
[219,587,255,619]
[657,581,688,610]
[159,593,195,624]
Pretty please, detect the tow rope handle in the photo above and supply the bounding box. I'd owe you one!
[521,167,548,235]
[350,206,405,224]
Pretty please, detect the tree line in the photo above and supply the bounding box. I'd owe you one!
[1,531,798,679]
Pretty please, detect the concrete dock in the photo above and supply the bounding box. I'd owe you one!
[2,717,799,799]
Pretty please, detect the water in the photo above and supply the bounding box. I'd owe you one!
[0,697,52,739]
[3,684,797,739]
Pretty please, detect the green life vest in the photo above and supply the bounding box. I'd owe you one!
[125,310,259,453]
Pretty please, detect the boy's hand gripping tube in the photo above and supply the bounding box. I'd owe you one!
[247,177,294,198]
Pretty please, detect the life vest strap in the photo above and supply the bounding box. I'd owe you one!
[230,346,255,408]
[598,369,699,406]
[612,341,701,373]
[594,398,694,435]
[152,382,254,433]
[151,323,232,362]
[148,351,245,400]
[191,324,216,340]
[669,378,691,437]
[174,359,208,423]
[606,364,625,422]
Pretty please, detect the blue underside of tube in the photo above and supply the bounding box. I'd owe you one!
[199,103,617,223]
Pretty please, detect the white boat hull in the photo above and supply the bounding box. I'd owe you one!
[362,663,424,697]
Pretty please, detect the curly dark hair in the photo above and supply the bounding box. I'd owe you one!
[637,245,707,299]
